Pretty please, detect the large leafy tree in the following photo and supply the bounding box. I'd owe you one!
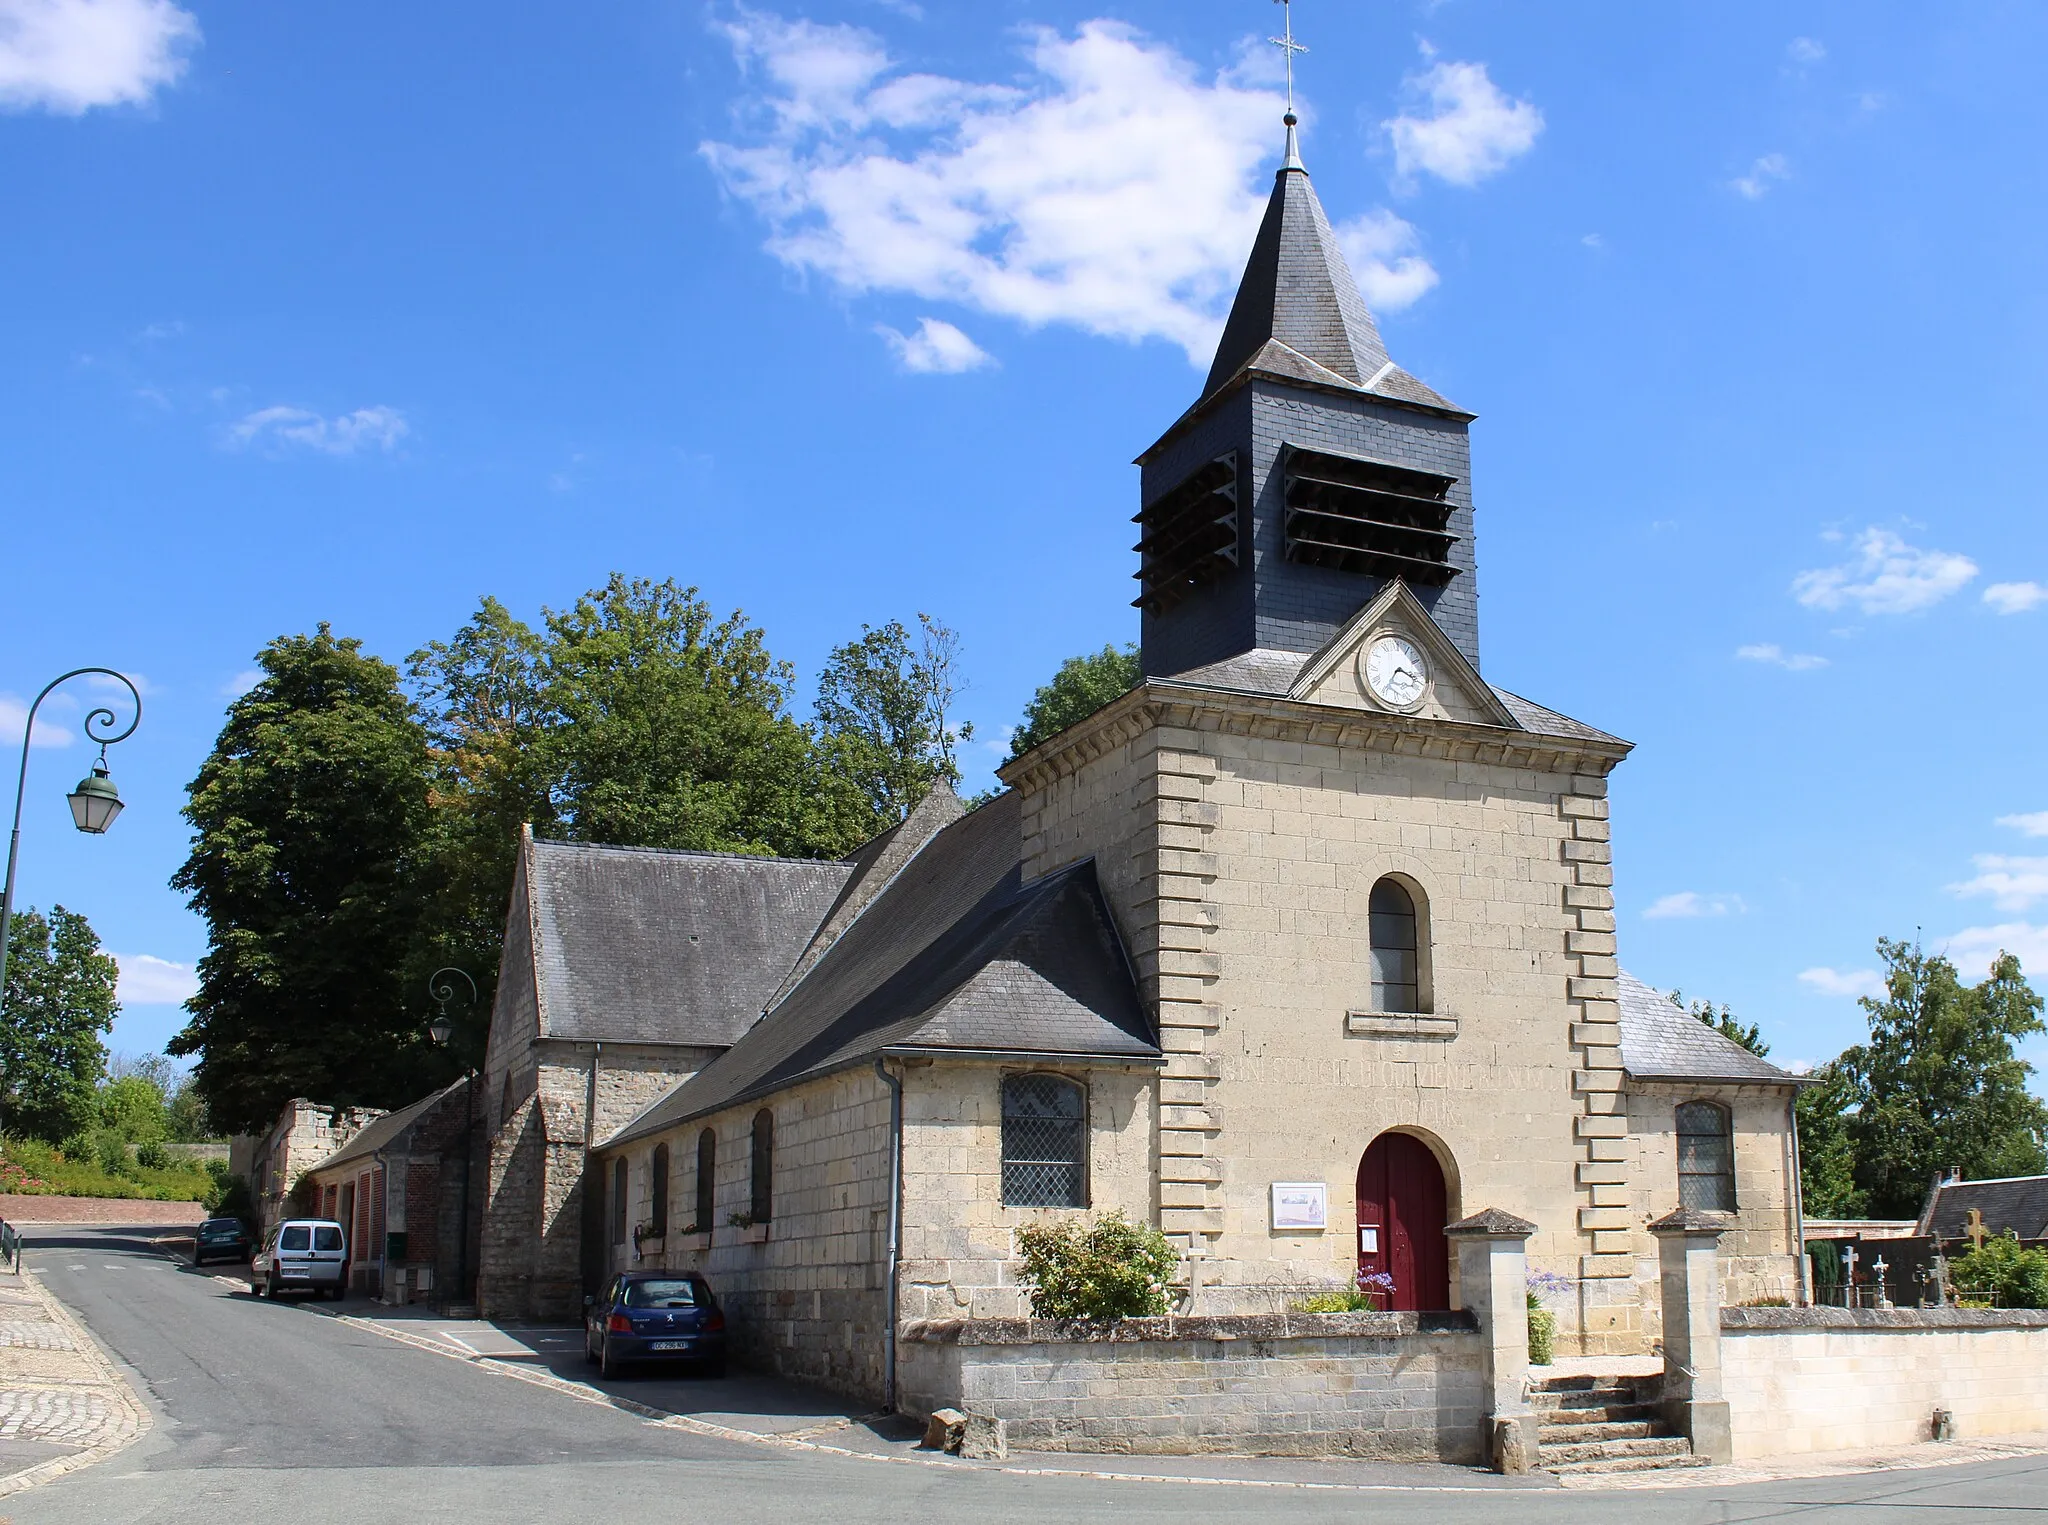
[170,626,438,1134]
[1795,1061,1868,1218]
[811,614,972,848]
[1669,989,1769,1057]
[0,906,118,1141]
[1830,940,2048,1217]
[1009,643,1140,758]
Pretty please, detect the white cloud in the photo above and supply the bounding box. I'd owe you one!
[0,694,74,747]
[1983,580,2048,615]
[227,404,410,456]
[1787,37,1827,65]
[704,13,1430,367]
[0,0,198,114]
[1735,642,1828,672]
[1997,812,2048,839]
[222,669,262,698]
[1732,152,1792,200]
[1948,855,2048,913]
[1791,527,1978,615]
[1941,922,2048,983]
[1644,891,1745,919]
[1336,210,1439,312]
[113,952,198,1006]
[1799,966,1885,999]
[1384,55,1542,188]
[876,316,994,373]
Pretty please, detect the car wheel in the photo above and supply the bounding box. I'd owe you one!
[251,1277,265,1297]
[583,1331,599,1366]
[599,1339,622,1380]
[266,1271,281,1299]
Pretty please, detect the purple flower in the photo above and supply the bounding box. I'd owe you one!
[1527,1270,1574,1304]
[1356,1271,1397,1295]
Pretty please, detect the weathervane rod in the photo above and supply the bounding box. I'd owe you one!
[1269,0,1308,119]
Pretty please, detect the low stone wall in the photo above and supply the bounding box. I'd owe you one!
[900,1311,1486,1460]
[1722,1306,2048,1459]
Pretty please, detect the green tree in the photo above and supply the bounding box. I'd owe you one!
[1794,1061,1868,1218]
[1836,939,2048,1218]
[540,576,818,856]
[1009,644,1140,758]
[1668,989,1769,1057]
[0,906,117,1141]
[169,626,437,1135]
[98,1074,169,1145]
[811,614,973,848]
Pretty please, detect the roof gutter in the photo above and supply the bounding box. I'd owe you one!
[1623,1069,1818,1089]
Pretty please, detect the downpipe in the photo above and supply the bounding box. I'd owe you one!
[874,1058,903,1413]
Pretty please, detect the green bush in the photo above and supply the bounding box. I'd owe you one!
[95,1133,131,1177]
[205,1171,254,1219]
[1015,1210,1180,1320]
[0,1134,215,1202]
[1295,1289,1377,1313]
[1527,1298,1557,1365]
[135,1141,169,1171]
[1953,1234,2048,1309]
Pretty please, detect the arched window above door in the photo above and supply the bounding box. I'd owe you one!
[1369,878,1423,1013]
[1676,1101,1736,1212]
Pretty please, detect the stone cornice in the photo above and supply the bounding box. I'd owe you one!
[998,679,1632,795]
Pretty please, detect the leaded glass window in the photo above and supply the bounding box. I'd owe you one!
[750,1109,774,1224]
[1369,878,1420,1013]
[1676,1101,1736,1212]
[611,1157,628,1245]
[695,1129,715,1235]
[1002,1074,1086,1208]
[650,1143,669,1236]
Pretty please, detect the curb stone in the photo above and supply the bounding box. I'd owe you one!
[0,1270,153,1498]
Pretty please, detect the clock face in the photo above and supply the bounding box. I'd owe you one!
[1363,635,1429,709]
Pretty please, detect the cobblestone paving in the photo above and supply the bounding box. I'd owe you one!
[0,1322,76,1352]
[0,1389,109,1444]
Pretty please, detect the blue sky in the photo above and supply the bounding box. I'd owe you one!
[3,1,2045,1078]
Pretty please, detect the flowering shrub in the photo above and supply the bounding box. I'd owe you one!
[1015,1210,1181,1320]
[1294,1269,1397,1314]
[1526,1270,1574,1365]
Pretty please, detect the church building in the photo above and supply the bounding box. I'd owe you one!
[473,114,1806,1402]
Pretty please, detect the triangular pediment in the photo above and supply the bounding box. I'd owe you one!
[1286,580,1516,728]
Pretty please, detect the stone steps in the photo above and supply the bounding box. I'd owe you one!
[1530,1375,1704,1476]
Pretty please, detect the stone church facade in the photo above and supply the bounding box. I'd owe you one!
[473,120,1804,1400]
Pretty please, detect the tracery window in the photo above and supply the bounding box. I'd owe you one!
[750,1110,774,1224]
[1369,878,1421,1013]
[1676,1101,1736,1212]
[1001,1074,1086,1208]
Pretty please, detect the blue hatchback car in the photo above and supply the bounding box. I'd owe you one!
[584,1271,727,1379]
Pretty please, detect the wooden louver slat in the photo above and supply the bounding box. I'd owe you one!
[1132,451,1239,613]
[1281,445,1462,587]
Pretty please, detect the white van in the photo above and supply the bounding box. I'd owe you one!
[250,1219,348,1299]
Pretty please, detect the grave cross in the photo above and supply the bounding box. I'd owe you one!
[1873,1255,1892,1309]
[1841,1242,1858,1287]
[1965,1207,1990,1251]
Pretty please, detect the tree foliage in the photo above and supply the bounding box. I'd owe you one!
[0,906,118,1141]
[1799,939,2048,1219]
[1952,1233,2048,1309]
[170,626,438,1134]
[1670,989,1770,1057]
[812,614,971,847]
[1009,644,1140,758]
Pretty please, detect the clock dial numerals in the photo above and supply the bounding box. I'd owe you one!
[1364,636,1428,708]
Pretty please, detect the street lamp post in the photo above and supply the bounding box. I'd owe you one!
[427,967,480,1311]
[0,668,142,1001]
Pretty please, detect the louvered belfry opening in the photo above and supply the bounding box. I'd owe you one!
[1281,445,1461,586]
[1133,450,1239,613]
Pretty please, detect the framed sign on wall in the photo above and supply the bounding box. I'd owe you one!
[1270,1182,1328,1231]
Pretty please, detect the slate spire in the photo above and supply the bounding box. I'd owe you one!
[1202,115,1392,400]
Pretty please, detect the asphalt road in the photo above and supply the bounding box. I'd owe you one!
[12,1226,2048,1524]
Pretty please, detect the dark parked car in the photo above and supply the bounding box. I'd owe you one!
[584,1271,726,1379]
[192,1217,252,1266]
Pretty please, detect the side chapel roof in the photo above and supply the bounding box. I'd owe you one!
[1616,972,1803,1087]
[606,792,1156,1148]
[526,836,852,1047]
[1918,1175,2048,1242]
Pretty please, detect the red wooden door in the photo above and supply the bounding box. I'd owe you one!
[1356,1132,1450,1311]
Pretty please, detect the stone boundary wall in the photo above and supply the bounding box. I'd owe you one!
[900,1311,1485,1460]
[1721,1306,2048,1459]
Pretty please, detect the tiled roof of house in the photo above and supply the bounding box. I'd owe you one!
[1920,1176,2048,1241]
[528,837,851,1047]
[1617,972,1801,1087]
[606,792,1156,1148]
[306,1075,470,1176]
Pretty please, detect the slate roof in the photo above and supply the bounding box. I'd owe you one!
[606,792,1157,1149]
[1920,1176,2048,1242]
[528,838,851,1047]
[307,1076,470,1175]
[1159,646,1624,746]
[1197,129,1462,418]
[1617,972,1801,1087]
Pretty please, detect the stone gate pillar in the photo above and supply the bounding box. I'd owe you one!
[1650,1206,1732,1464]
[1446,1207,1538,1473]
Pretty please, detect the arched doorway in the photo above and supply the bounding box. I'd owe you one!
[1356,1132,1450,1311]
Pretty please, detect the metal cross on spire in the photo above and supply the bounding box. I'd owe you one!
[1269,0,1309,119]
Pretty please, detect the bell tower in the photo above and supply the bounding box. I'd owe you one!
[1135,115,1480,680]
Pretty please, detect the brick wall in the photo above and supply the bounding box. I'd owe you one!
[900,1312,1485,1459]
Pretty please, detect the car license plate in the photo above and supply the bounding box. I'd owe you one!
[649,1340,691,1351]
[282,1271,310,1279]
